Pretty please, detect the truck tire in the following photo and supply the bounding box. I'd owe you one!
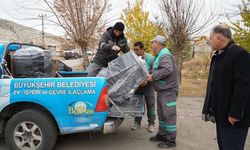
[5,109,57,150]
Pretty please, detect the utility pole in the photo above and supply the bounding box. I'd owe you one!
[38,14,47,47]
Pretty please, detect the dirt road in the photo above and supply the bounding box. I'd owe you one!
[0,97,249,150]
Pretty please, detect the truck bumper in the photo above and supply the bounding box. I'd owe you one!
[103,118,123,134]
[103,120,116,134]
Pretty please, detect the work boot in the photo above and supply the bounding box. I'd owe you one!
[147,124,155,132]
[158,140,176,149]
[131,122,140,130]
[149,134,166,142]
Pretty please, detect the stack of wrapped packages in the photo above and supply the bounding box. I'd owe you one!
[97,51,148,104]
[13,46,53,78]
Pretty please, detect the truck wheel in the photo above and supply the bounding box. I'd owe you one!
[5,109,57,150]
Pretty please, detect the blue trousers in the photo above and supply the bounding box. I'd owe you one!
[216,125,249,150]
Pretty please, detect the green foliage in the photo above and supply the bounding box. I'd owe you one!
[121,0,166,53]
[229,0,250,51]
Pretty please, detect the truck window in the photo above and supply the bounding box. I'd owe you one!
[0,44,5,61]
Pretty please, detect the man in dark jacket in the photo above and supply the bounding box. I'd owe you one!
[202,24,250,150]
[87,22,129,76]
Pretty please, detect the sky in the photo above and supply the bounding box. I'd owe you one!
[0,0,242,36]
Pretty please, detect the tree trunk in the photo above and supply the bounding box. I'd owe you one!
[80,46,89,70]
[175,49,183,84]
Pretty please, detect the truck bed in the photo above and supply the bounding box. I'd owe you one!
[108,93,145,118]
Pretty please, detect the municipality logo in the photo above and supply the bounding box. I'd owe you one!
[68,101,94,115]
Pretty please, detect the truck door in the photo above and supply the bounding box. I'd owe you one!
[0,79,11,111]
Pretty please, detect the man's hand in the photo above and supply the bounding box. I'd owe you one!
[140,80,148,87]
[228,116,239,125]
[112,45,121,51]
[147,75,154,82]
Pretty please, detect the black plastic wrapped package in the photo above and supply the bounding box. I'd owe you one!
[97,51,148,103]
[13,47,52,78]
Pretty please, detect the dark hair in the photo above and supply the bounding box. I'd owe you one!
[212,25,232,39]
[134,41,144,49]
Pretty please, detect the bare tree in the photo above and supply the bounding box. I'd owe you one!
[43,0,110,69]
[159,0,216,83]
